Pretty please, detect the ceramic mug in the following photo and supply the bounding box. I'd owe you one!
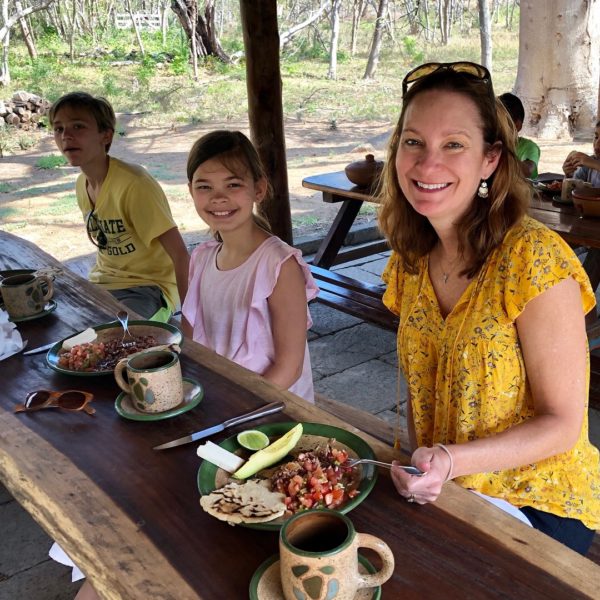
[279,509,394,600]
[561,177,578,201]
[0,273,54,319]
[114,349,183,413]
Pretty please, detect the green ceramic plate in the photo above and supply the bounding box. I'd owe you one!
[115,377,203,421]
[198,422,378,531]
[46,320,183,377]
[7,300,57,322]
[249,553,381,600]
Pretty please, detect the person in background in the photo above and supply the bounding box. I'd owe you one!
[563,120,600,188]
[183,130,318,402]
[48,92,189,321]
[379,61,599,555]
[499,92,540,179]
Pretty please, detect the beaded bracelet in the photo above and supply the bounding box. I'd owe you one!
[435,443,454,482]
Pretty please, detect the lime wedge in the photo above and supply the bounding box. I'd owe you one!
[236,429,270,451]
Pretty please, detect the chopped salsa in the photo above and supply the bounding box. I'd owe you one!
[269,442,360,515]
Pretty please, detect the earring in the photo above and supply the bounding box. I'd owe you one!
[478,180,488,198]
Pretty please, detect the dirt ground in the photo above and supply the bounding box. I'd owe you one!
[0,115,594,264]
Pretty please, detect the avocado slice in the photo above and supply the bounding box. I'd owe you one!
[232,423,303,480]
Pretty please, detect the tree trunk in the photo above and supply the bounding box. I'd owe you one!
[327,0,341,80]
[514,0,600,139]
[363,0,388,79]
[16,0,37,60]
[350,0,364,55]
[69,0,76,62]
[0,0,56,86]
[240,0,292,244]
[170,0,230,62]
[125,0,146,56]
[478,0,492,70]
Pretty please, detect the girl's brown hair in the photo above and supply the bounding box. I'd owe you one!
[378,69,530,279]
[187,130,272,239]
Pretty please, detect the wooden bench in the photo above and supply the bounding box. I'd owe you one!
[310,264,399,331]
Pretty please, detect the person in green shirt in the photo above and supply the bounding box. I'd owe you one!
[499,92,541,179]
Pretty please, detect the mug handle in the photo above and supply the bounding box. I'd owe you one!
[355,533,395,589]
[113,358,131,394]
[38,275,54,303]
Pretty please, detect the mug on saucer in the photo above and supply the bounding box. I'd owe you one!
[279,509,394,600]
[114,349,183,413]
[0,273,54,319]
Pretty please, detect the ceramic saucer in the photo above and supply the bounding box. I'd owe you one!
[115,377,204,421]
[249,554,381,600]
[6,300,58,323]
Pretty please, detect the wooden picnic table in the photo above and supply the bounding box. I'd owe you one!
[302,171,600,288]
[1,230,599,599]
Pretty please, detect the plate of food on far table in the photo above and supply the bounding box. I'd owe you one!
[534,179,563,196]
[197,422,378,531]
[46,320,183,376]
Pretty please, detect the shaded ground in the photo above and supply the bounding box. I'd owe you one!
[0,116,594,263]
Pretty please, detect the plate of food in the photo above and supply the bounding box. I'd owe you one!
[535,179,563,195]
[197,422,377,531]
[46,320,183,376]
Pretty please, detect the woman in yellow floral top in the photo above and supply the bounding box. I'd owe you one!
[379,62,600,555]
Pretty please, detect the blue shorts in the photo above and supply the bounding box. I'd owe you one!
[519,506,596,555]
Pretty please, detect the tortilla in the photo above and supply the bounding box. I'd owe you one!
[200,479,285,525]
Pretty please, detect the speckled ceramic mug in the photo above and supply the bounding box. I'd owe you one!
[0,273,54,319]
[114,349,183,413]
[279,510,394,600]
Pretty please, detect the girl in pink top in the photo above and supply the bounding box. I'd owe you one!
[182,131,318,402]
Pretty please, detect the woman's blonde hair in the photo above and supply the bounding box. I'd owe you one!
[378,69,530,278]
[187,130,272,240]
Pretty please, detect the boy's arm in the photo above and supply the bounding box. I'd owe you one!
[520,159,536,178]
[158,227,190,305]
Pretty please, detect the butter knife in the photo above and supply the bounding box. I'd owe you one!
[153,401,286,450]
[23,341,59,355]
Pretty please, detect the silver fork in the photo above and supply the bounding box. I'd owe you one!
[347,458,424,476]
[116,310,136,347]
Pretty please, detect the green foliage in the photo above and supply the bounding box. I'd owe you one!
[3,13,520,127]
[43,196,77,216]
[36,155,68,169]
[0,182,15,193]
[401,37,424,63]
[0,207,19,219]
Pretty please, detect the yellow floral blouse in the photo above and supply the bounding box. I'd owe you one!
[382,216,600,529]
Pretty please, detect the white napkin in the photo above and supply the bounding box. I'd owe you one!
[0,309,25,361]
[470,490,533,527]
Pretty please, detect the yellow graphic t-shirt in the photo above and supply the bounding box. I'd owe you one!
[382,216,600,529]
[76,157,178,309]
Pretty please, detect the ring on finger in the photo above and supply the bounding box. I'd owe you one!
[407,493,415,503]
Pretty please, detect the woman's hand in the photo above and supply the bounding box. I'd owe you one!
[390,445,452,505]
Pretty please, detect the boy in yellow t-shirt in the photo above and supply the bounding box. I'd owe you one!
[48,92,189,320]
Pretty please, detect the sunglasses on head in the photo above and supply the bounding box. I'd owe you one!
[85,210,108,250]
[14,390,95,416]
[402,61,494,99]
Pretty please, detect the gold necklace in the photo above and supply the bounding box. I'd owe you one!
[438,252,462,284]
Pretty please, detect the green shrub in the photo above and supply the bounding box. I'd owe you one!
[36,155,68,169]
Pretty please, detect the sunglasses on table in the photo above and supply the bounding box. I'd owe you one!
[85,210,108,250]
[14,390,95,416]
[402,61,494,99]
